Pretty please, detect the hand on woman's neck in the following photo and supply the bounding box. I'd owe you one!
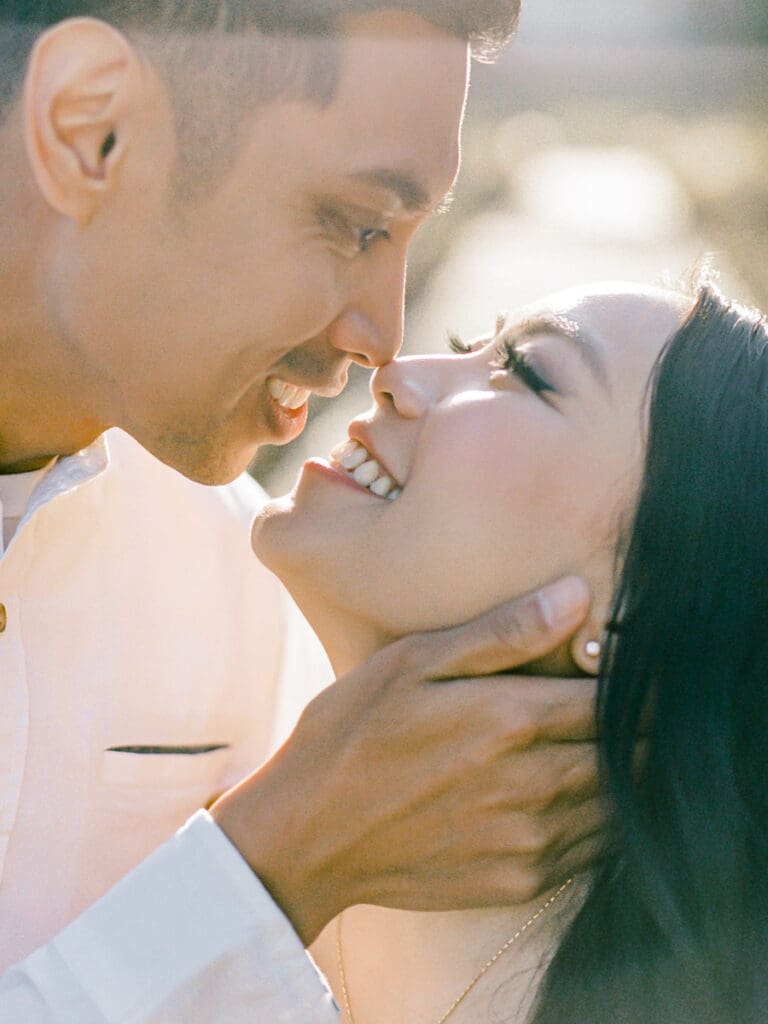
[296,591,584,682]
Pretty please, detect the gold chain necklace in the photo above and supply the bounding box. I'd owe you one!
[335,877,574,1024]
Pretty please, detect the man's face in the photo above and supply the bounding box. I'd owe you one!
[53,12,469,482]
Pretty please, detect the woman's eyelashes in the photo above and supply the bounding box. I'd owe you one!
[447,332,478,355]
[492,338,556,396]
[447,331,556,397]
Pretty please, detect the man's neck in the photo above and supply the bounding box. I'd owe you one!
[0,455,61,476]
[0,417,104,474]
[0,117,107,472]
[0,339,106,470]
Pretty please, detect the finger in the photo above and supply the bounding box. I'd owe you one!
[503,679,599,744]
[488,796,604,865]
[500,741,600,806]
[416,576,590,680]
[438,675,598,744]
[545,795,605,855]
[547,828,605,882]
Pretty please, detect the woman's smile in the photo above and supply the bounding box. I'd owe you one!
[329,439,403,500]
[253,282,688,650]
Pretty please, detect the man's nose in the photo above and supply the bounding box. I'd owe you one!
[327,253,406,367]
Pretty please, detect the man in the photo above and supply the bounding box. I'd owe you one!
[0,3,598,1021]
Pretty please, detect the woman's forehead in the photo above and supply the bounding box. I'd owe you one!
[527,284,688,362]
[527,281,690,319]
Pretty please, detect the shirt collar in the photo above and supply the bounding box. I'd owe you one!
[23,433,110,525]
[0,460,56,520]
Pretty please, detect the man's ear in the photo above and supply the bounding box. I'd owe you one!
[23,17,146,224]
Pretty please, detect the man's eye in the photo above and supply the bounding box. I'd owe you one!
[316,204,390,256]
[357,226,391,253]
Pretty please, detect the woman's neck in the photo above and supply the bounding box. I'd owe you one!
[292,587,583,681]
[285,583,393,678]
[326,624,385,678]
[291,589,592,1021]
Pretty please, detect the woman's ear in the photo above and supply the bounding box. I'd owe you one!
[23,17,147,224]
[569,610,610,676]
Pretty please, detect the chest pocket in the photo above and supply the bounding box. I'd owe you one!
[101,743,232,789]
[98,743,234,850]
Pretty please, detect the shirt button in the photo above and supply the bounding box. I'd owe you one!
[0,604,6,633]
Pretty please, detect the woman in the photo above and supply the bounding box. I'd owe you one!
[252,276,768,1024]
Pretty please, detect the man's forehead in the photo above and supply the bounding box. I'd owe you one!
[336,14,470,110]
[228,10,467,212]
[324,17,469,212]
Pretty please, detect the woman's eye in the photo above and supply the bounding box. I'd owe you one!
[492,338,555,397]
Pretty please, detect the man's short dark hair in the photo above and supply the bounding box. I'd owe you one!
[0,1,520,197]
[0,1,519,56]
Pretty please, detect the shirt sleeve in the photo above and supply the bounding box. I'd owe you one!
[0,811,340,1024]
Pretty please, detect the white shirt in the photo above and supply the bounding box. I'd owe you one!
[0,428,338,1022]
[0,461,54,551]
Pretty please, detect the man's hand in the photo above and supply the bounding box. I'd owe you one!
[211,576,597,945]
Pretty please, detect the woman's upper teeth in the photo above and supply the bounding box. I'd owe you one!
[267,377,311,410]
[330,439,402,500]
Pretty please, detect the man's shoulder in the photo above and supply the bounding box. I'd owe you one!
[104,428,270,529]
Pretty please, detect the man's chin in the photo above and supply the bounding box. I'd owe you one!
[144,432,259,486]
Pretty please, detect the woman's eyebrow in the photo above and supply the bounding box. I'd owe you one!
[501,313,609,390]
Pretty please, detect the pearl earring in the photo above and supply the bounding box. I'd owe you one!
[584,639,601,659]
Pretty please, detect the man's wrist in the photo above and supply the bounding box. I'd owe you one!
[209,778,339,946]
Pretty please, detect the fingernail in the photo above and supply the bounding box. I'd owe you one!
[538,576,589,629]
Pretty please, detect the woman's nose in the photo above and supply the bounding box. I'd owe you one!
[371,357,439,419]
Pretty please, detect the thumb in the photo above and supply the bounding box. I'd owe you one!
[406,576,590,680]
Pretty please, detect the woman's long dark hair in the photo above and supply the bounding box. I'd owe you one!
[531,283,768,1024]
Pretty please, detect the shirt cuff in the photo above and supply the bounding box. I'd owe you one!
[46,810,340,1022]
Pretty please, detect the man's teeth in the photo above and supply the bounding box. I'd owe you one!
[267,377,312,411]
[329,440,401,500]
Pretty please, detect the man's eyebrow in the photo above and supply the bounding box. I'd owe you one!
[348,169,434,213]
[500,313,609,390]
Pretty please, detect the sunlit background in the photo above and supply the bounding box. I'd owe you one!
[251,0,768,494]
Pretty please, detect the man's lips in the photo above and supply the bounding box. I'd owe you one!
[267,378,312,411]
[266,371,349,411]
[264,389,309,443]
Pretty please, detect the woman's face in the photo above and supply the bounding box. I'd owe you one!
[253,284,689,641]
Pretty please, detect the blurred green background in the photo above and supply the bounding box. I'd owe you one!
[252,0,768,495]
